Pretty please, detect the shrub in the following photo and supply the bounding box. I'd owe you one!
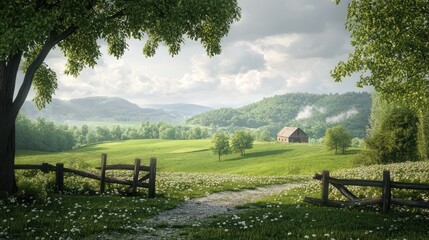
[15,171,54,202]
[363,107,420,164]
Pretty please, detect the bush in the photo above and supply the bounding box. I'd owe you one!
[15,171,54,202]
[362,107,420,164]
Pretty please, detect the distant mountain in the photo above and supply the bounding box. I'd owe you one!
[20,96,209,124]
[141,103,213,119]
[185,92,372,138]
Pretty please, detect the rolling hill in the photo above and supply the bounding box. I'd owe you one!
[21,93,372,138]
[141,103,213,119]
[185,92,372,138]
[21,96,211,124]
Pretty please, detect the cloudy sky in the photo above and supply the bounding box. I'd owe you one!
[40,0,369,108]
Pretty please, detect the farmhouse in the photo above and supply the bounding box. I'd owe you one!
[277,127,308,143]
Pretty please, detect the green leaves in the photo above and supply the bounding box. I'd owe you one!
[364,104,420,164]
[21,45,57,109]
[32,63,58,110]
[2,0,240,110]
[61,29,101,77]
[332,0,429,108]
[0,1,55,60]
[325,125,351,154]
[231,130,254,156]
[211,132,231,161]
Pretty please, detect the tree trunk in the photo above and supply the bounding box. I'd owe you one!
[1,54,21,196]
[0,122,17,195]
[0,26,76,196]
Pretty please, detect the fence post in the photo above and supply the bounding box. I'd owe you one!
[55,163,64,192]
[100,154,107,194]
[382,170,391,213]
[41,163,49,173]
[132,158,141,194]
[322,170,330,205]
[148,157,157,198]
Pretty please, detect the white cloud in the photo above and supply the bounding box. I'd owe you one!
[37,0,367,108]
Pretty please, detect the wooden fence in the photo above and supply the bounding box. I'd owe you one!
[304,170,429,213]
[15,153,157,198]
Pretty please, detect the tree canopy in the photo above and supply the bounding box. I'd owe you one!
[1,0,241,110]
[0,0,240,194]
[331,0,429,107]
[231,130,254,156]
[356,94,422,165]
[211,132,231,161]
[325,125,351,154]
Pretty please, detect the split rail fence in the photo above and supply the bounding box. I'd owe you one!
[15,153,157,198]
[304,170,429,213]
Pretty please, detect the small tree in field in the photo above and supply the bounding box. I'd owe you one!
[211,133,231,161]
[231,130,254,156]
[325,126,351,154]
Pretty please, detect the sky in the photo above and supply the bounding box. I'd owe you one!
[38,0,370,108]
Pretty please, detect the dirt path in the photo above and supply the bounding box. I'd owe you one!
[94,183,302,240]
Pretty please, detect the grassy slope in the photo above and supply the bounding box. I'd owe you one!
[16,139,356,176]
[9,140,429,239]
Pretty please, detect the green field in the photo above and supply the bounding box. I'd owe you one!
[16,139,356,176]
[4,139,429,239]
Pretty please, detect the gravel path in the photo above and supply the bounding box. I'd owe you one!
[94,183,302,240]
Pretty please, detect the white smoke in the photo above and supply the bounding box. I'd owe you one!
[326,108,359,124]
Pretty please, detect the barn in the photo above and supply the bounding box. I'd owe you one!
[277,127,308,143]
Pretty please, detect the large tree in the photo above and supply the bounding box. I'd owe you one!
[331,0,429,107]
[0,0,240,195]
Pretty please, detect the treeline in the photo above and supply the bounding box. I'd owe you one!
[16,114,75,152]
[16,114,209,152]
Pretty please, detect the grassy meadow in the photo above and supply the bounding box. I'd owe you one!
[16,139,356,176]
[2,139,429,239]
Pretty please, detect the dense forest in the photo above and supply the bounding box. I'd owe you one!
[186,92,371,138]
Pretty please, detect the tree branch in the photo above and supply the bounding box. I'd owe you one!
[108,10,124,20]
[0,61,6,115]
[5,52,22,104]
[0,52,21,145]
[10,25,77,121]
[0,52,21,122]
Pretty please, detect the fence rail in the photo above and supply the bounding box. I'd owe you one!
[304,170,429,213]
[15,153,157,198]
